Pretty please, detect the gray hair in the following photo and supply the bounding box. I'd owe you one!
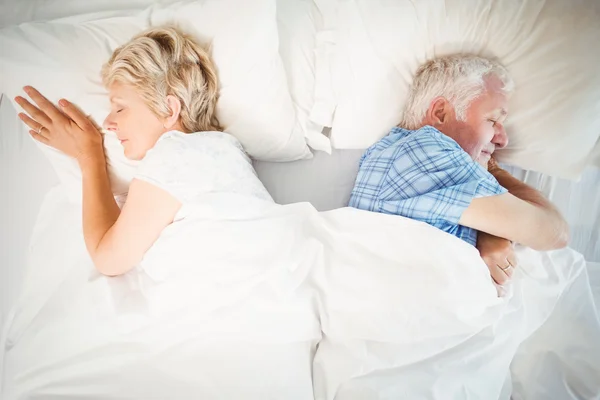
[399,54,514,129]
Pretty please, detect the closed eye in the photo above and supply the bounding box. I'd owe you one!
[488,119,497,127]
[116,109,124,114]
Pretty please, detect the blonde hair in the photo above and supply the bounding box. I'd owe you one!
[399,54,514,130]
[102,26,222,133]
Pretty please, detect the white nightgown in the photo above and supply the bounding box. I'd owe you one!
[134,130,273,221]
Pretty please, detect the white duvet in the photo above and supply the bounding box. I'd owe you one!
[1,187,598,399]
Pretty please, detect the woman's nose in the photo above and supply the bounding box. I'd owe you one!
[103,115,116,131]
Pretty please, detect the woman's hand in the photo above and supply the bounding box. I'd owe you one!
[15,86,104,167]
[487,156,502,174]
[476,231,517,285]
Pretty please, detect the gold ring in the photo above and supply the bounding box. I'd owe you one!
[37,125,44,134]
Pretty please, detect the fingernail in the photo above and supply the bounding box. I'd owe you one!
[23,86,31,93]
[59,99,68,107]
[18,113,24,119]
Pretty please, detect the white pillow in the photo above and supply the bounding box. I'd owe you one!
[0,0,164,28]
[0,0,311,201]
[313,0,600,179]
[276,0,331,153]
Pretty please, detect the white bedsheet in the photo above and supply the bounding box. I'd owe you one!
[2,189,320,399]
[313,210,600,400]
[0,94,59,332]
[2,187,599,399]
[510,260,600,400]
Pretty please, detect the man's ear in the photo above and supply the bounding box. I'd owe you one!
[426,97,451,126]
[163,95,182,130]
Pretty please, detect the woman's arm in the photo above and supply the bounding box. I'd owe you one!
[77,154,180,276]
[91,178,181,276]
[16,86,179,276]
[76,153,121,273]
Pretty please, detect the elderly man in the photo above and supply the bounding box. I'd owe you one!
[349,54,569,284]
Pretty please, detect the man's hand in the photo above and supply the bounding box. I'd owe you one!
[476,231,517,285]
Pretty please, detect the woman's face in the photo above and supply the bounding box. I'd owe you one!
[103,82,167,160]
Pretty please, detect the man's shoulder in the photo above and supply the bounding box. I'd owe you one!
[362,125,461,163]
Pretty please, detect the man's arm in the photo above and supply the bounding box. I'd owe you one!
[487,158,564,216]
[460,159,569,251]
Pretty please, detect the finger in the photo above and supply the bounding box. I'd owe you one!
[28,126,50,140]
[28,130,51,145]
[495,283,508,297]
[482,257,504,285]
[58,98,93,130]
[15,96,51,126]
[493,270,509,285]
[485,259,508,285]
[18,112,47,135]
[494,264,512,282]
[23,86,66,121]
[500,263,514,278]
[87,114,101,130]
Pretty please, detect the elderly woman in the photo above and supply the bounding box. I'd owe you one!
[15,26,272,276]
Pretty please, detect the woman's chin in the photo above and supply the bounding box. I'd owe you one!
[123,147,149,161]
[122,146,140,161]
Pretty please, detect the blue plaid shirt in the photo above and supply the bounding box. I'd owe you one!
[349,126,507,246]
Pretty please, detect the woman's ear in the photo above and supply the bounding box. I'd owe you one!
[163,95,182,130]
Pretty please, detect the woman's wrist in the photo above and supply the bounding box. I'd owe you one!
[77,147,106,173]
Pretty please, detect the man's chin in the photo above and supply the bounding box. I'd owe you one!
[476,154,491,168]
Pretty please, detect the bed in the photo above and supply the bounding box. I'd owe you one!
[1,0,600,399]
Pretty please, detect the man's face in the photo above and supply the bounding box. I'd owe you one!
[437,76,509,167]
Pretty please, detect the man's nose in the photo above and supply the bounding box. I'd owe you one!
[493,125,509,149]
